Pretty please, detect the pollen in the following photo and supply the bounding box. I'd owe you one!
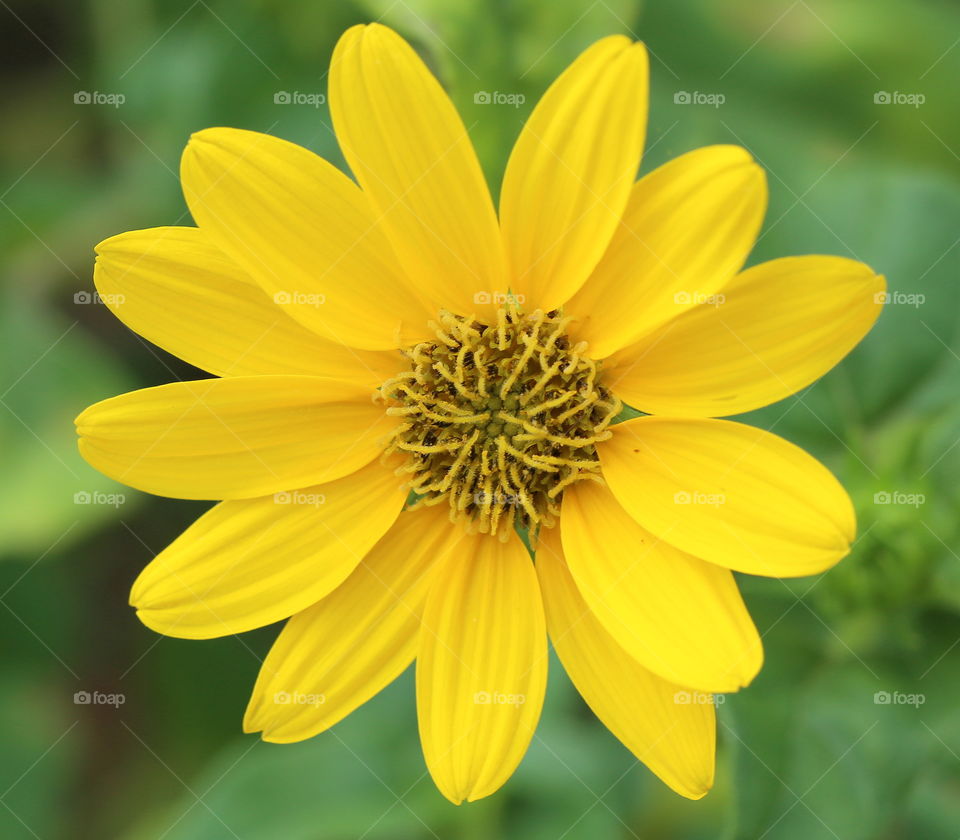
[379,306,622,541]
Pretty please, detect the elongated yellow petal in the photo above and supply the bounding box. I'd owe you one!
[180,127,434,351]
[76,376,393,500]
[499,36,648,310]
[417,532,546,804]
[94,226,405,385]
[600,417,856,577]
[130,459,406,639]
[536,527,715,799]
[244,506,465,741]
[605,256,885,416]
[560,481,762,692]
[329,24,505,316]
[568,145,767,358]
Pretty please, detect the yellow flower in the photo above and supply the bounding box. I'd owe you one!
[76,24,885,804]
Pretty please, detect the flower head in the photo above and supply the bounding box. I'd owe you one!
[381,307,623,537]
[76,23,884,803]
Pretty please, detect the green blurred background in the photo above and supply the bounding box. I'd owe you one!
[1,0,959,837]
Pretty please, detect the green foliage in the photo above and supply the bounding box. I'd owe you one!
[0,285,136,556]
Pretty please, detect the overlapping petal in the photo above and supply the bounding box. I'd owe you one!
[568,145,767,357]
[605,256,885,415]
[560,481,762,692]
[536,527,715,799]
[244,506,465,741]
[330,23,505,317]
[131,459,407,639]
[181,127,434,350]
[599,417,856,577]
[94,226,405,385]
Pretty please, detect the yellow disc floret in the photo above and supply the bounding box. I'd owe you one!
[380,306,621,540]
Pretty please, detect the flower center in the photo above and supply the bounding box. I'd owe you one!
[380,307,621,539]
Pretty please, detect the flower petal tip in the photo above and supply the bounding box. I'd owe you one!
[131,607,163,635]
[873,272,888,298]
[93,234,121,257]
[240,713,261,736]
[182,127,247,167]
[678,777,713,801]
[727,640,765,693]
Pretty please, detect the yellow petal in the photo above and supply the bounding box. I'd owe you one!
[130,459,406,639]
[417,532,546,804]
[76,376,393,500]
[181,127,434,351]
[600,417,856,577]
[244,505,465,741]
[605,256,886,416]
[499,36,648,310]
[560,481,762,692]
[94,226,405,385]
[536,526,715,799]
[568,145,767,358]
[329,24,505,316]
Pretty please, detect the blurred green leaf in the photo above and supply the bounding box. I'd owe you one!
[0,285,137,558]
[0,673,77,839]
